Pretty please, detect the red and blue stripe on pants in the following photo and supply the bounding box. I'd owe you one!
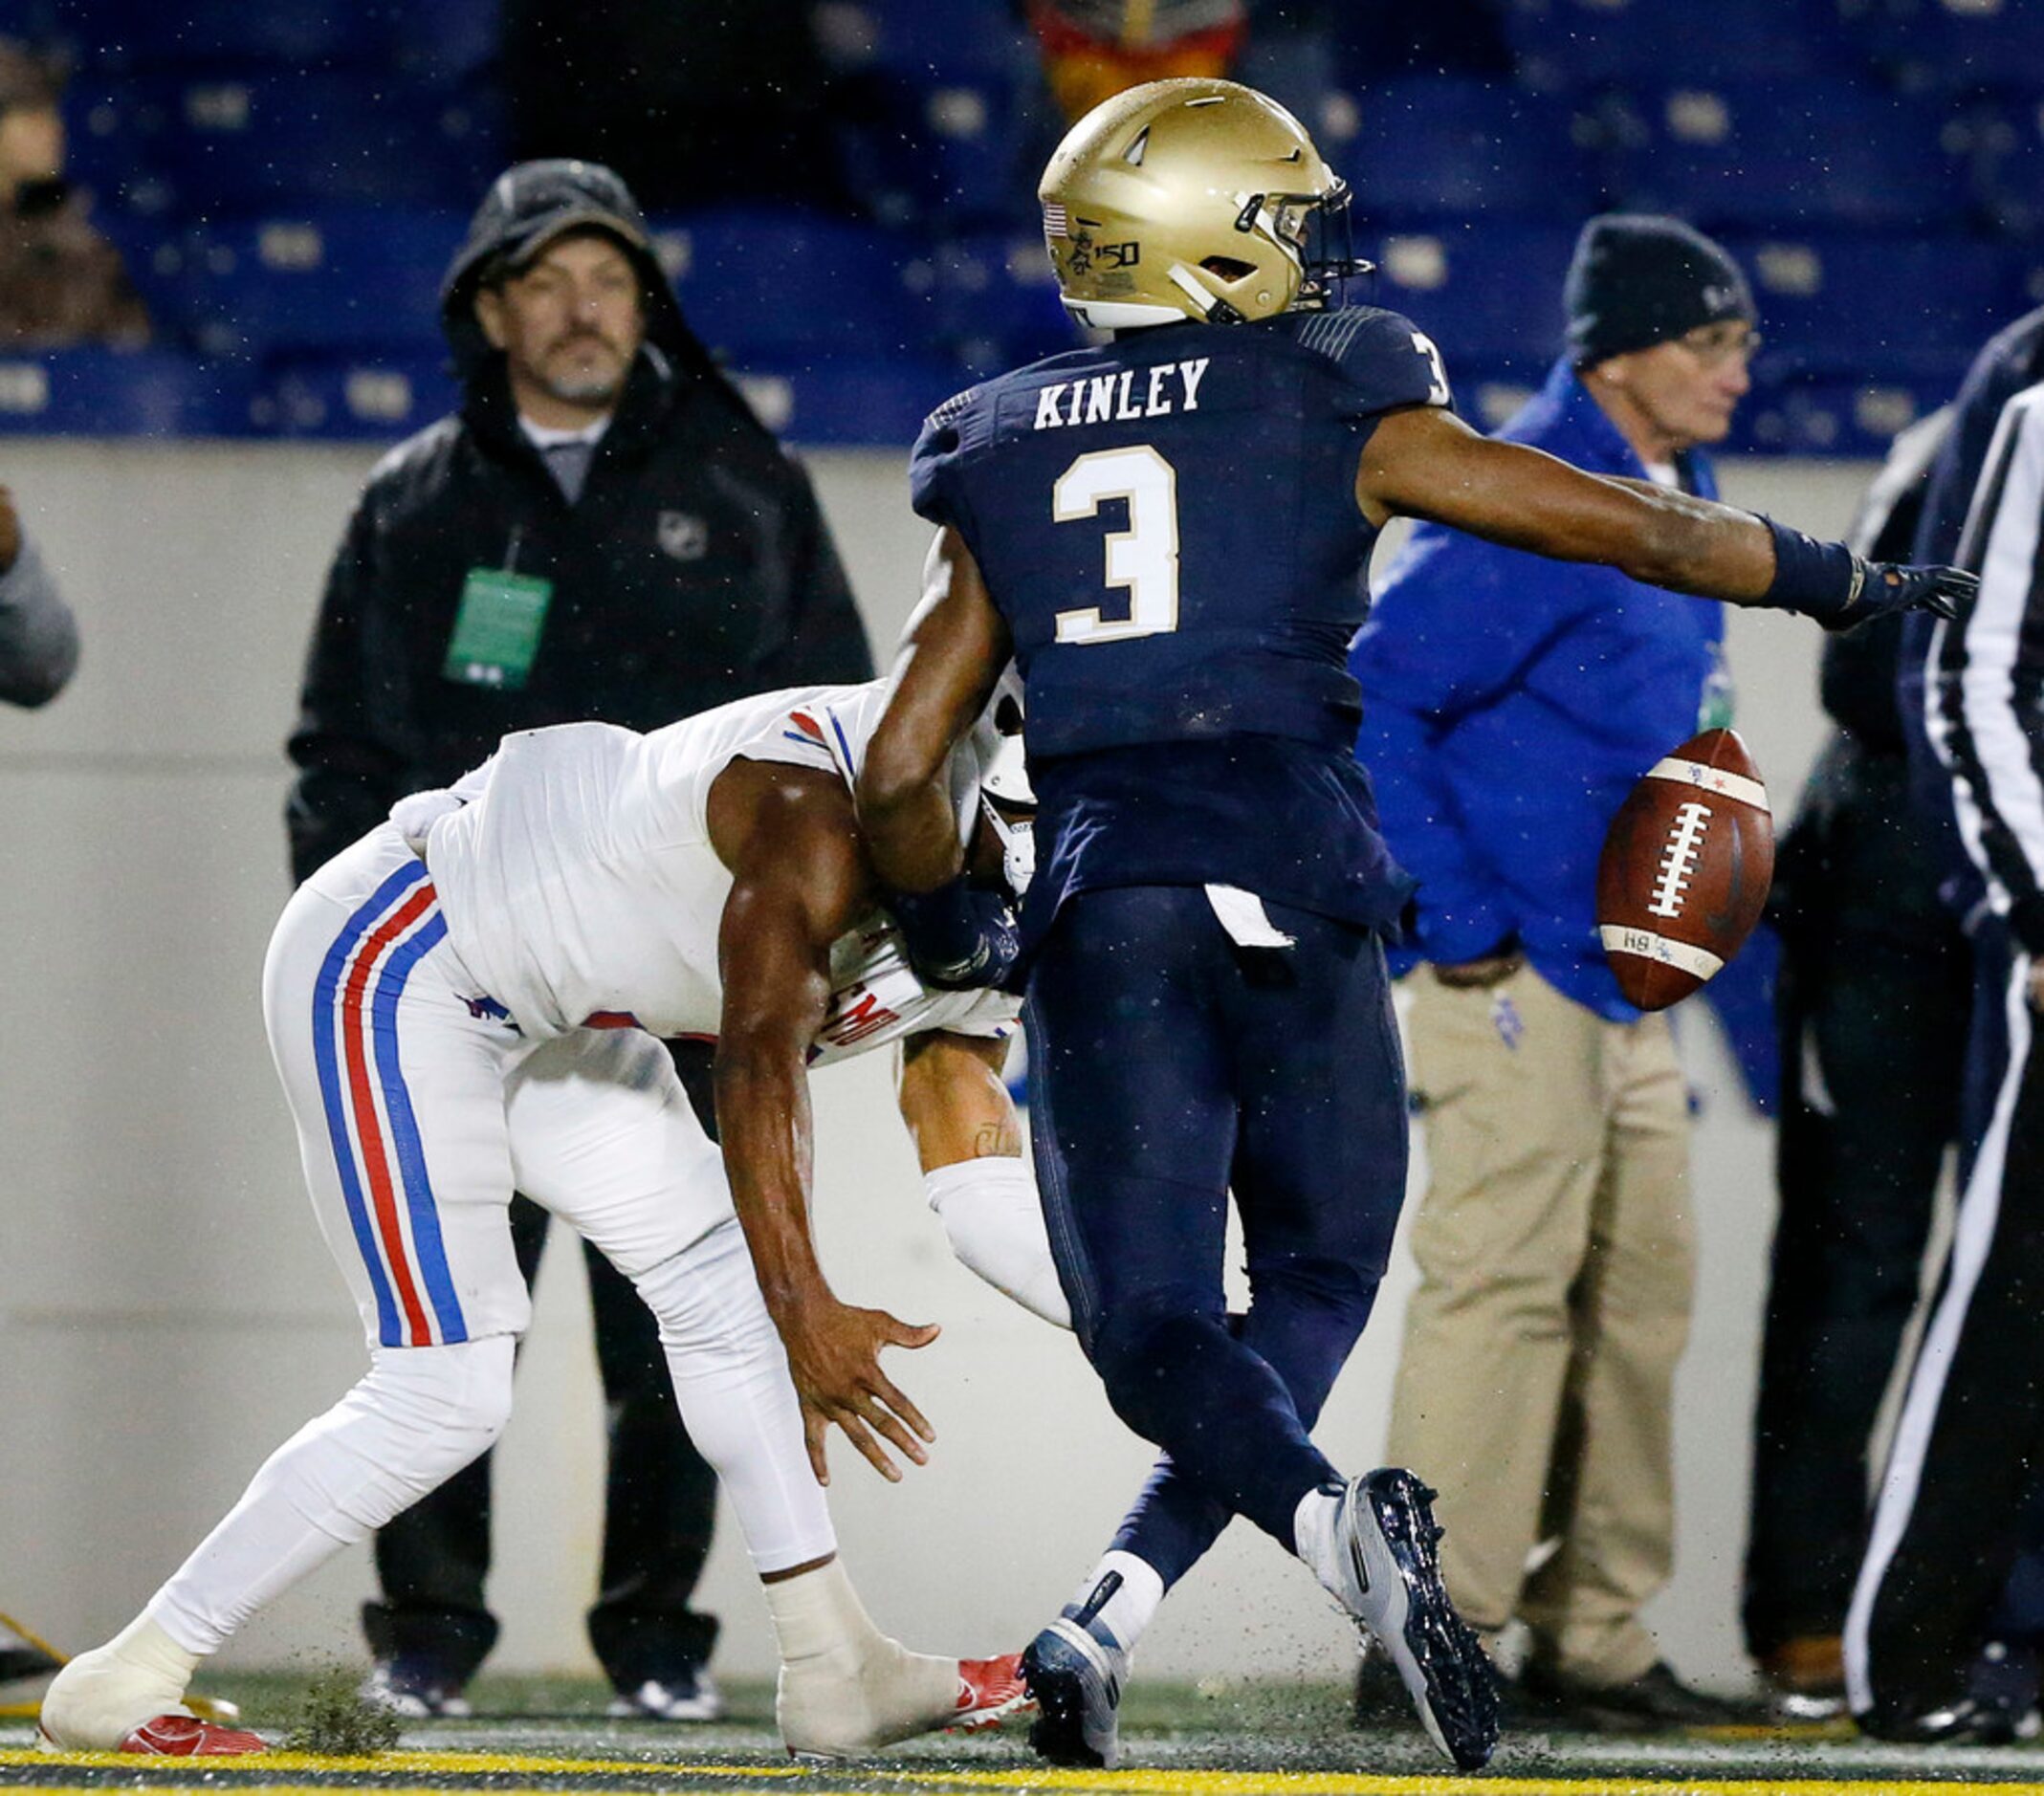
[312,857,468,1348]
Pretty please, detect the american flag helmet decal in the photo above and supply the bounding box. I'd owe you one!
[1043,202,1070,239]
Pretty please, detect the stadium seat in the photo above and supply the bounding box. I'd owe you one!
[391,0,502,89]
[1338,77,1594,223]
[65,78,180,219]
[651,208,936,364]
[1851,0,2044,94]
[717,356,965,449]
[1960,94,2044,239]
[88,0,388,75]
[1731,372,1953,458]
[920,231,1075,377]
[255,349,459,439]
[1503,0,1852,89]
[178,210,462,358]
[1727,234,2020,380]
[817,0,1031,83]
[1364,222,1580,375]
[111,72,503,216]
[0,348,255,436]
[1604,79,1965,234]
[834,74,1042,230]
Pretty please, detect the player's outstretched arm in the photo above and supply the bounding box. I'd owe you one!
[708,761,941,1486]
[1355,404,1974,629]
[860,527,1014,895]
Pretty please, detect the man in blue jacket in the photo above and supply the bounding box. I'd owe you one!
[1351,214,1758,1730]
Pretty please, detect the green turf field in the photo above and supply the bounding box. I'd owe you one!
[11,1674,2044,1794]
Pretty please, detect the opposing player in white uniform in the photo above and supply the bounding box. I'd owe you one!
[39,679,1060,1761]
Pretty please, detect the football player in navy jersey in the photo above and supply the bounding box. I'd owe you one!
[841,78,1971,1771]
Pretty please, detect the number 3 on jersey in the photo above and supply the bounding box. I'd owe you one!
[1052,445,1180,644]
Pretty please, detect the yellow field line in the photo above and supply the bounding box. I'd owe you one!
[10,1751,2044,1796]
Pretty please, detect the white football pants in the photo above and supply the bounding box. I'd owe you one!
[150,828,832,1656]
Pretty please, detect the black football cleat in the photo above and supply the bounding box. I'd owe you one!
[1333,1468,1501,1770]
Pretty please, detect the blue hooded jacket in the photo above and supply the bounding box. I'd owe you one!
[1351,355,1725,1021]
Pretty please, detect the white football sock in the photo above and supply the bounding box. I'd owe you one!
[1065,1549,1165,1654]
[39,1615,199,1748]
[765,1560,960,1759]
[150,1335,516,1654]
[924,1156,1070,1328]
[634,1217,835,1574]
[1293,1481,1360,1609]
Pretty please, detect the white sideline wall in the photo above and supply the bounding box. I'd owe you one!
[0,441,1867,1693]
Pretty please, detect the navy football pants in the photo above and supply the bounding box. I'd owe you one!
[1024,885,1406,1566]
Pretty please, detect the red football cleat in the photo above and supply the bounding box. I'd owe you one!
[950,1653,1032,1731]
[119,1714,267,1755]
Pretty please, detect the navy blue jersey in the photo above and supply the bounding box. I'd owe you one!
[909,305,1446,936]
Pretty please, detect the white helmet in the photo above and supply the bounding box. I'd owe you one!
[969,665,1035,894]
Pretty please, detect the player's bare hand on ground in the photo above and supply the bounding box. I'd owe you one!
[0,488,20,575]
[782,1294,939,1484]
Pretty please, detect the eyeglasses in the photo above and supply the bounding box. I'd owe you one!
[1673,325,1763,365]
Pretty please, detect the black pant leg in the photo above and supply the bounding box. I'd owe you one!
[1856,930,2044,1721]
[363,1194,553,1680]
[582,1038,723,1687]
[1743,919,1969,1656]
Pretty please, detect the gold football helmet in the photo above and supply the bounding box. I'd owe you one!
[1039,77,1370,331]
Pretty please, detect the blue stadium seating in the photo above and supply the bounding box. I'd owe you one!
[0,348,256,435]
[1728,233,2018,380]
[256,349,459,438]
[64,78,180,219]
[921,231,1075,377]
[1365,222,1581,375]
[821,0,1032,84]
[1340,78,1595,222]
[7,1,2034,449]
[835,75,1042,230]
[715,357,965,449]
[653,208,936,364]
[87,0,390,75]
[1603,78,1965,233]
[177,210,462,358]
[1961,94,2044,239]
[1504,0,1853,89]
[81,73,503,217]
[1730,373,1951,457]
[1851,0,2044,93]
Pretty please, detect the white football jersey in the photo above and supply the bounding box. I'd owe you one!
[419,680,1018,1061]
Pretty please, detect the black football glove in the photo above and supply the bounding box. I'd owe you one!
[887,877,1022,992]
[1835,559,1976,631]
[1761,516,1976,631]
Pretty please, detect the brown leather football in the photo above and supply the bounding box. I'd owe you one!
[1595,727,1774,1012]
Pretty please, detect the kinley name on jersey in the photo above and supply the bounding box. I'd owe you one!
[1032,357,1211,431]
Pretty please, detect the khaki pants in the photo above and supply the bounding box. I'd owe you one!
[1387,962,1693,1685]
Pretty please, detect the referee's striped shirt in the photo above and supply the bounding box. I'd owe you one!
[1927,379,2044,950]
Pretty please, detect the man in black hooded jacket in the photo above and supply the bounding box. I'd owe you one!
[284,158,873,1723]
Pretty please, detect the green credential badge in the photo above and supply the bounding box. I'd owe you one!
[443,568,554,690]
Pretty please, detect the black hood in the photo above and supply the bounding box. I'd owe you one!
[439,158,725,393]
